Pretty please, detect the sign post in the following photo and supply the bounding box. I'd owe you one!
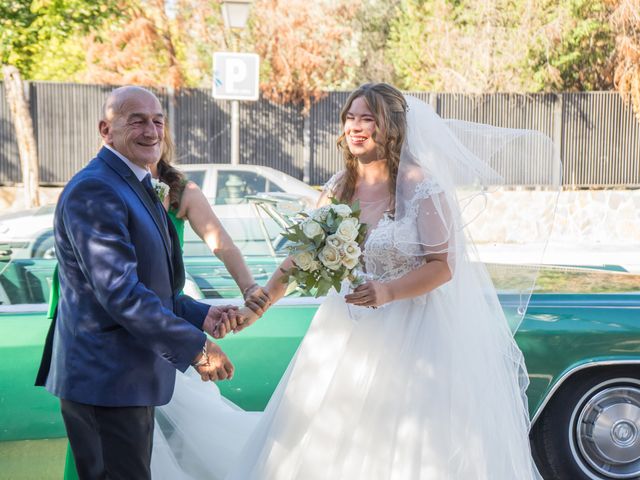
[213,52,260,165]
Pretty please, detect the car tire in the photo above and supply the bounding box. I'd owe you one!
[32,232,55,259]
[531,367,640,480]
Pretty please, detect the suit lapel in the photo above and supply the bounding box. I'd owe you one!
[98,147,174,281]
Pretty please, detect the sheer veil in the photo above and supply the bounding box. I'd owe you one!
[393,96,560,331]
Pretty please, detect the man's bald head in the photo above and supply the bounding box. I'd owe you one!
[102,86,161,121]
[99,86,165,169]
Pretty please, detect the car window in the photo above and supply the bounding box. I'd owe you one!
[216,171,267,205]
[0,255,57,306]
[265,180,284,193]
[183,170,206,189]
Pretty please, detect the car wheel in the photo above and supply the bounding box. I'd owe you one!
[32,233,55,259]
[531,367,640,479]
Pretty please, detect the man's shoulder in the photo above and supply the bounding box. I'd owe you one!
[61,156,123,203]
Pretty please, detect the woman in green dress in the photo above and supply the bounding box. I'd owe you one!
[53,125,269,480]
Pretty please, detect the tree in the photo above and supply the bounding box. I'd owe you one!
[249,0,358,112]
[0,0,122,78]
[2,66,40,208]
[351,0,401,86]
[609,0,640,120]
[80,0,187,89]
[386,0,542,92]
[529,0,615,91]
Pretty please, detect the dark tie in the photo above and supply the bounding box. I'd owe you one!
[141,174,170,237]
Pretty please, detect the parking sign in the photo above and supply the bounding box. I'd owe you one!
[212,52,260,101]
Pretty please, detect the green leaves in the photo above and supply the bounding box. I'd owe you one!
[1,0,122,78]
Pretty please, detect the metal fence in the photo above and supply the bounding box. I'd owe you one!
[0,82,638,187]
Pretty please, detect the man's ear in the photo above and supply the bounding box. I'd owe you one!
[99,120,110,142]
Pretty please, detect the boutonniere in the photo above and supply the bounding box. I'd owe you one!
[151,178,170,202]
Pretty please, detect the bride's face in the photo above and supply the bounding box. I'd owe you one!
[344,97,383,163]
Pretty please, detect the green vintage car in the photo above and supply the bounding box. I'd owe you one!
[0,201,639,480]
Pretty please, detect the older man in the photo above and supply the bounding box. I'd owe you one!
[36,86,238,479]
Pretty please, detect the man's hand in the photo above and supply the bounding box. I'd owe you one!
[202,305,239,339]
[192,340,234,382]
[244,285,271,317]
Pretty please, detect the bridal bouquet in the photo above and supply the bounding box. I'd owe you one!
[282,200,367,297]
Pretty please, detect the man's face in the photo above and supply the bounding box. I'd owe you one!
[100,91,165,168]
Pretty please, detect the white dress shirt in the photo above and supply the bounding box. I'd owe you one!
[104,144,150,182]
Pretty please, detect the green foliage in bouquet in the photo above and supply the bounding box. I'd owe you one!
[282,199,367,297]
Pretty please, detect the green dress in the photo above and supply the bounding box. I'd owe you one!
[56,209,185,480]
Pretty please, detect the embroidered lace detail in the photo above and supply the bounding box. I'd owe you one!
[363,179,443,283]
[402,178,444,222]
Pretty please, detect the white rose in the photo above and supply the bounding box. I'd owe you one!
[318,245,341,270]
[342,255,359,270]
[336,217,359,241]
[302,219,324,239]
[294,251,316,271]
[326,234,344,249]
[342,241,361,260]
[311,206,330,222]
[331,204,352,217]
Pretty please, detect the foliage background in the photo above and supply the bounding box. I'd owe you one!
[1,0,639,115]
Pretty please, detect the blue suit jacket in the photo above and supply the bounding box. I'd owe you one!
[44,147,209,407]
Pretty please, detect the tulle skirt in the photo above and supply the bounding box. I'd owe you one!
[152,283,541,479]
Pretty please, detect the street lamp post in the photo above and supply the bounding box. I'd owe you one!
[221,0,253,166]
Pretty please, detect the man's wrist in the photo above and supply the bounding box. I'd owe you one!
[192,342,208,367]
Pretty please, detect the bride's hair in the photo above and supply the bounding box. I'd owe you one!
[157,122,186,211]
[336,83,408,204]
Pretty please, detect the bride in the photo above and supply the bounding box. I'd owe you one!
[152,83,554,479]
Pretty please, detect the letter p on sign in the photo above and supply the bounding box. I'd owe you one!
[212,52,260,101]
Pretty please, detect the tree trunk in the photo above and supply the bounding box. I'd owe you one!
[2,65,40,208]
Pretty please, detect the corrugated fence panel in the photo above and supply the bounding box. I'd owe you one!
[0,83,20,184]
[434,93,559,185]
[240,99,305,178]
[33,82,113,183]
[562,92,640,187]
[310,92,351,185]
[0,83,639,187]
[174,88,231,165]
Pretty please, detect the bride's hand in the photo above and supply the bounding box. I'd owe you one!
[244,285,271,317]
[344,280,392,307]
[233,306,260,334]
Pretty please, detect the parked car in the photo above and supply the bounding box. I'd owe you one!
[0,164,318,260]
[0,199,639,480]
[0,205,56,259]
[178,163,319,209]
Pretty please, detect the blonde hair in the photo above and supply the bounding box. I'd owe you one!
[156,122,186,211]
[335,83,408,204]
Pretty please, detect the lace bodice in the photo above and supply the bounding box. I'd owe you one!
[322,172,447,283]
[363,178,446,282]
[363,214,425,282]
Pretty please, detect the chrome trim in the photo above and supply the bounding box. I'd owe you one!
[0,304,48,314]
[531,360,640,425]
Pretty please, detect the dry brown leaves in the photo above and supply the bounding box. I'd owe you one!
[609,0,640,120]
[251,0,357,113]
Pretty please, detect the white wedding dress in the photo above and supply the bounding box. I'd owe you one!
[151,96,554,479]
[151,179,542,480]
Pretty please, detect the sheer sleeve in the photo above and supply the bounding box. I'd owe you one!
[393,177,459,274]
[321,171,345,199]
